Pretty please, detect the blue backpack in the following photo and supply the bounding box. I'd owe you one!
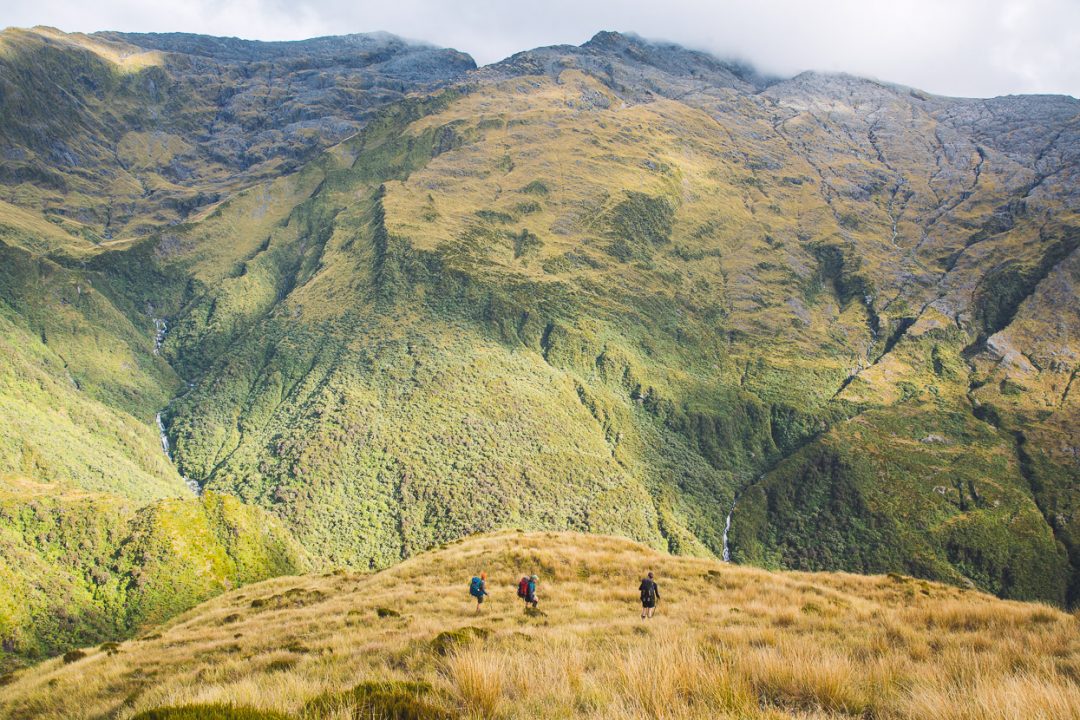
[470,576,484,598]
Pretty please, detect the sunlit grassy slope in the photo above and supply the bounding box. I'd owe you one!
[0,27,473,666]
[2,531,1077,720]
[1,27,1079,668]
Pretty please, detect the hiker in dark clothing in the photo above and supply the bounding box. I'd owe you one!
[469,572,488,614]
[639,571,659,619]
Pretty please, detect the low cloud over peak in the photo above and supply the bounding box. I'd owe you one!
[4,0,1078,98]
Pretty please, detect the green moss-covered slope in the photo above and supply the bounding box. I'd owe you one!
[1,28,1079,665]
[0,481,307,668]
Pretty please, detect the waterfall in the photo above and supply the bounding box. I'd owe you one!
[156,412,200,496]
[722,497,736,563]
[153,318,167,355]
[156,412,170,455]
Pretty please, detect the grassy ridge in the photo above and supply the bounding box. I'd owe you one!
[1,531,1076,719]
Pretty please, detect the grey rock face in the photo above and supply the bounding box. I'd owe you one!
[478,30,772,103]
[0,28,476,236]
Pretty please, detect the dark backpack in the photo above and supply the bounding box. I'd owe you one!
[517,577,529,598]
[641,579,656,602]
[470,577,483,598]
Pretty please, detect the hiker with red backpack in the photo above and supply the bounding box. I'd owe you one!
[517,574,539,610]
[469,572,488,614]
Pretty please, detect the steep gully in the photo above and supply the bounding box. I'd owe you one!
[157,411,200,496]
[153,317,200,496]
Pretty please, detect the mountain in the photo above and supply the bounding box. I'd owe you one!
[0,26,474,243]
[2,531,1077,719]
[0,26,1078,669]
[0,26,474,667]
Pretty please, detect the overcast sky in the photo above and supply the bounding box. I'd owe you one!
[3,0,1078,98]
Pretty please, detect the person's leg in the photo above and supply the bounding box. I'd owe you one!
[641,604,646,619]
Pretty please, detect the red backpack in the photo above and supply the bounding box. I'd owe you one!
[517,577,529,598]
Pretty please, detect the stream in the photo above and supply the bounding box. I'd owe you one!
[722,497,736,562]
[157,412,201,496]
[153,315,200,496]
[153,318,167,355]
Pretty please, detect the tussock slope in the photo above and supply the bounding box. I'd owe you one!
[2,531,1077,720]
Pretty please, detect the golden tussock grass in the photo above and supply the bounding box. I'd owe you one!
[1,531,1078,719]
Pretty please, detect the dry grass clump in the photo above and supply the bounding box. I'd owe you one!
[738,640,892,715]
[445,648,505,718]
[2,531,1078,720]
[611,635,753,717]
[902,673,1080,720]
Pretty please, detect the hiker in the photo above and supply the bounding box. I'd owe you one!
[518,574,539,610]
[470,572,488,614]
[639,571,659,619]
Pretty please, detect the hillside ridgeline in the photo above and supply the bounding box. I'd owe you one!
[1,531,1077,720]
[0,27,1078,668]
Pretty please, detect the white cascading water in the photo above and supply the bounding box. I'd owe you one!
[722,498,736,562]
[156,412,170,454]
[156,412,200,495]
[153,317,199,495]
[153,318,167,355]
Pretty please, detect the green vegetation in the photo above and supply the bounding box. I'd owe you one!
[61,649,86,664]
[0,485,308,669]
[1,26,1079,673]
[303,681,443,720]
[732,404,1068,602]
[431,626,490,656]
[604,190,675,260]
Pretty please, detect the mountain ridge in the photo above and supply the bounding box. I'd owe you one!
[0,26,1078,671]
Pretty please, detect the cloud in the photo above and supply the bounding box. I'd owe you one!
[3,0,1078,97]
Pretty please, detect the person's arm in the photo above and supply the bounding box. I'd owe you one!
[655,583,660,600]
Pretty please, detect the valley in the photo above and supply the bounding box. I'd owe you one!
[0,26,1077,685]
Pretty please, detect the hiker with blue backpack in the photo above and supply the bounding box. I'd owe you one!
[469,572,488,614]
